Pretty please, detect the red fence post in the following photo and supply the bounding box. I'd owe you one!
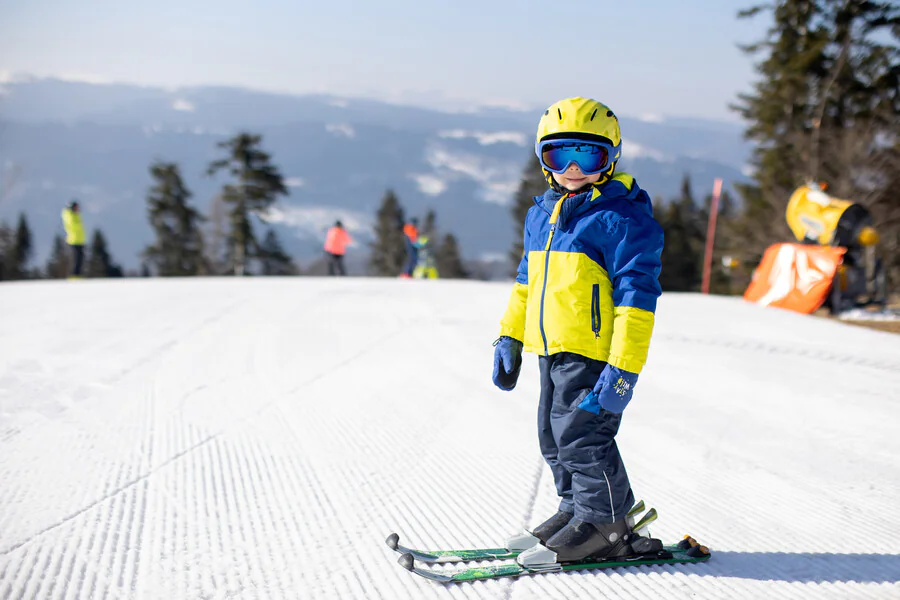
[702,178,723,295]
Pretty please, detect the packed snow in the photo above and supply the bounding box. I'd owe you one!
[838,307,900,322]
[1,277,899,599]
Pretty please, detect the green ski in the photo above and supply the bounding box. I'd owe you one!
[386,500,653,564]
[397,537,711,583]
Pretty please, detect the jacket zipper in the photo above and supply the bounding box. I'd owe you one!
[591,283,601,338]
[538,194,568,356]
[538,224,555,355]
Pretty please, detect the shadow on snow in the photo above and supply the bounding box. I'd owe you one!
[695,551,900,584]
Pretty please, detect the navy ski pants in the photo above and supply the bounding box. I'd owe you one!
[70,244,84,276]
[538,352,635,525]
[403,241,418,277]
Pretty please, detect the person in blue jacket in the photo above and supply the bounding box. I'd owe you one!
[493,97,664,563]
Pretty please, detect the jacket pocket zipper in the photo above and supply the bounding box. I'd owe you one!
[591,283,601,338]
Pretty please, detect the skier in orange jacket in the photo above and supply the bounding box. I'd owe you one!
[323,220,352,276]
[401,218,419,278]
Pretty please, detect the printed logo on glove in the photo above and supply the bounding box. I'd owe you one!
[612,376,632,397]
[577,364,639,414]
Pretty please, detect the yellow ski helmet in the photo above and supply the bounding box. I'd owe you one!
[535,97,622,187]
[536,97,621,147]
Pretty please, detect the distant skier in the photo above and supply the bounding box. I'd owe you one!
[412,235,439,279]
[400,218,419,279]
[492,98,664,563]
[61,200,86,278]
[323,220,352,276]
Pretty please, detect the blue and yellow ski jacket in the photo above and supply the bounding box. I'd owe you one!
[499,173,663,374]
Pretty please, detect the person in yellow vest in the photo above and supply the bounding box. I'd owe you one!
[61,200,86,278]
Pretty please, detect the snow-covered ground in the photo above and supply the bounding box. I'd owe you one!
[839,307,900,322]
[1,277,899,600]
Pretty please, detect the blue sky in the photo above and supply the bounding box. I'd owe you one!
[0,0,770,121]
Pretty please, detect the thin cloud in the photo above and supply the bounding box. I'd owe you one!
[410,174,447,196]
[172,99,196,112]
[325,123,355,138]
[438,130,528,146]
[262,205,371,242]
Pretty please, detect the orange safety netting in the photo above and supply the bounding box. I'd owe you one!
[743,243,846,314]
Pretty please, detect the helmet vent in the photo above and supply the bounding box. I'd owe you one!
[590,109,597,121]
[607,110,614,117]
[557,108,562,120]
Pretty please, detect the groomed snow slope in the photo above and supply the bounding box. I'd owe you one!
[1,277,899,600]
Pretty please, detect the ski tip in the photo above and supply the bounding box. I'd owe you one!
[398,552,415,571]
[385,533,400,550]
[686,544,711,558]
[677,535,711,557]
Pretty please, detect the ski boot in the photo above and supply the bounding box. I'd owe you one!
[529,499,645,546]
[544,518,633,563]
[532,510,574,544]
[517,502,663,567]
[504,510,573,553]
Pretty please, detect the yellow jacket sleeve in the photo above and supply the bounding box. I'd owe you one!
[607,306,655,374]
[499,282,528,342]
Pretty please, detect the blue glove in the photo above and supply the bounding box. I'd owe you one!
[578,364,639,414]
[492,336,523,390]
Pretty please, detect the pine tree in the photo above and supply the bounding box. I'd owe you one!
[45,234,69,279]
[144,161,206,276]
[368,189,408,276]
[659,176,704,292]
[0,220,11,281]
[734,1,826,240]
[0,215,31,281]
[85,230,122,278]
[866,151,900,283]
[207,133,288,276]
[509,154,546,276]
[10,213,32,280]
[436,233,468,279]
[422,209,437,238]
[258,229,297,275]
[734,1,900,281]
[659,203,696,292]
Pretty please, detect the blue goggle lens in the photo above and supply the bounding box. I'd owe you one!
[540,141,611,175]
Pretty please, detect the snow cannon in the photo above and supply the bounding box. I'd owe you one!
[785,183,879,249]
[744,182,887,315]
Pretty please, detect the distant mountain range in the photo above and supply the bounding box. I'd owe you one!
[0,77,752,271]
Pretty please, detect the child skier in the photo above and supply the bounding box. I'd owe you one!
[412,235,439,279]
[492,97,664,563]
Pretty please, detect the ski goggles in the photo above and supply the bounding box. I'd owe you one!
[536,138,620,175]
